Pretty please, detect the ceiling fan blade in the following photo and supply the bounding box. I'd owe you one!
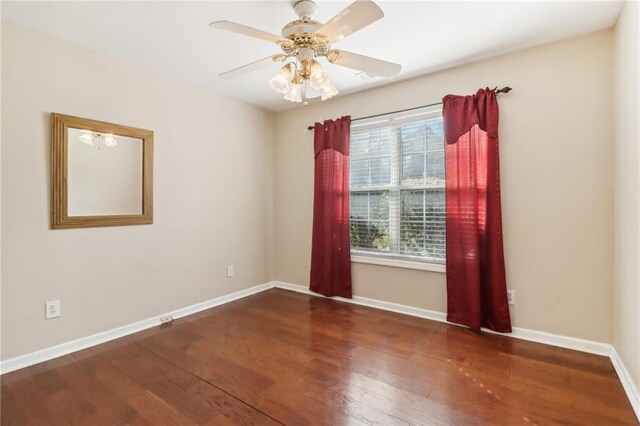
[314,0,384,43]
[330,50,401,78]
[219,55,286,79]
[210,21,290,44]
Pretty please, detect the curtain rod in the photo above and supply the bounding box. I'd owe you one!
[306,86,512,131]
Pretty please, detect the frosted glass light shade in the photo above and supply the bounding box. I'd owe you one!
[104,134,119,147]
[78,132,94,145]
[269,64,293,94]
[321,83,339,101]
[309,61,330,90]
[284,83,302,103]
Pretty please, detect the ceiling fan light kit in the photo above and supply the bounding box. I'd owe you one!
[77,130,119,148]
[210,0,401,105]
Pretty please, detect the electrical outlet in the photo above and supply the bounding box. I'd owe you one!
[227,265,234,278]
[507,290,516,305]
[160,315,174,325]
[45,300,61,319]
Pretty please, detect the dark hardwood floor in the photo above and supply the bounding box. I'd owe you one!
[1,289,637,425]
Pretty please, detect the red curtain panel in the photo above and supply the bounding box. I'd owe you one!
[310,116,353,298]
[442,89,512,333]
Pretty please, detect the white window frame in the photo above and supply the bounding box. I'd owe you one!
[349,106,446,273]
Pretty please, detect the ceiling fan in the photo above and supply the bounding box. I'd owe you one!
[210,0,402,104]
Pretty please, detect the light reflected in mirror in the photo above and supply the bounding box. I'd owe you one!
[67,128,143,216]
[51,113,153,229]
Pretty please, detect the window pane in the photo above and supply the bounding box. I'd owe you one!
[370,130,391,157]
[426,120,444,151]
[400,190,424,256]
[349,108,445,262]
[350,191,389,252]
[368,191,389,220]
[350,131,371,156]
[371,157,390,186]
[425,153,445,185]
[426,119,445,185]
[400,189,445,258]
[401,122,426,153]
[423,189,446,258]
[401,153,425,185]
[351,127,391,188]
[350,192,369,218]
[401,119,445,187]
[350,159,370,188]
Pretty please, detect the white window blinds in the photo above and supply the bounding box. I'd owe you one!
[349,105,445,264]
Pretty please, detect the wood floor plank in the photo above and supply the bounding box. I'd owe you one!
[2,376,73,425]
[187,307,436,401]
[140,327,410,425]
[1,288,637,425]
[103,342,280,426]
[30,368,99,425]
[0,384,30,426]
[60,351,173,425]
[180,314,437,425]
[70,350,199,426]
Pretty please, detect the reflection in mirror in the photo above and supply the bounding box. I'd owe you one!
[67,128,143,216]
[51,113,153,229]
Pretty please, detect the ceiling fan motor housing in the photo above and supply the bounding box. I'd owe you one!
[281,0,321,38]
[281,19,321,38]
[280,1,330,61]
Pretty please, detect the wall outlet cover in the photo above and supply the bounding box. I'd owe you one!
[227,265,234,278]
[45,300,61,319]
[159,315,174,325]
[507,289,516,305]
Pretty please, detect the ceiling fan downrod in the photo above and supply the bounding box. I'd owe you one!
[293,0,318,20]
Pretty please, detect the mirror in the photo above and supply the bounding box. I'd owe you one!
[67,128,143,216]
[51,113,153,229]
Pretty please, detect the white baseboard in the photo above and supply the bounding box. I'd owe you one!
[274,281,639,421]
[274,281,611,354]
[0,282,276,375]
[275,280,448,322]
[610,346,640,419]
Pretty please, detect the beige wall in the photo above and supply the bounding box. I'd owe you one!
[0,16,3,361]
[614,0,640,394]
[1,23,274,360]
[0,20,623,361]
[274,30,615,343]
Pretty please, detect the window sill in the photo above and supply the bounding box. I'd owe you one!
[351,254,446,273]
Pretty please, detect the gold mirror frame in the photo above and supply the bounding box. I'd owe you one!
[51,113,153,229]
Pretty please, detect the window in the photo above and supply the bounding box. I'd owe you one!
[349,106,445,267]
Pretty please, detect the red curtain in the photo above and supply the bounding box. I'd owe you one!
[310,116,353,298]
[442,88,511,333]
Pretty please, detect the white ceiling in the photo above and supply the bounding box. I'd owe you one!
[2,1,623,112]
